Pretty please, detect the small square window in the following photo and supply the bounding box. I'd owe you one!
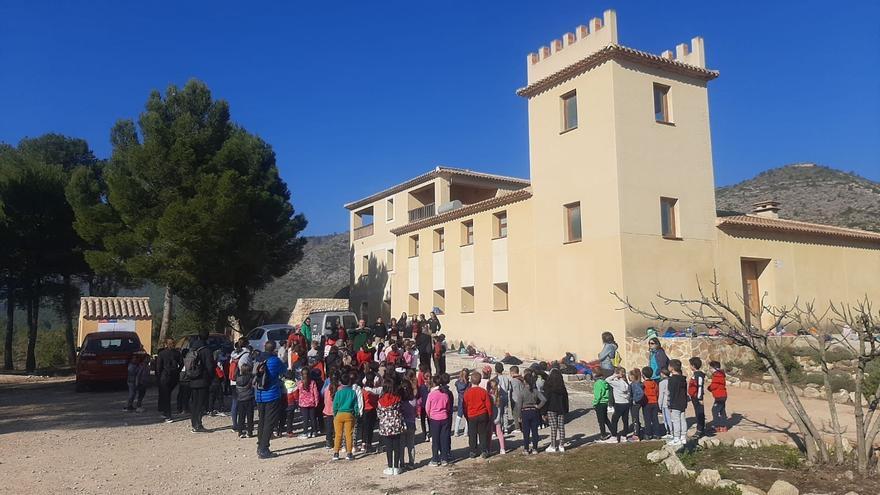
[653,83,671,123]
[461,220,474,246]
[433,228,445,252]
[409,235,419,257]
[493,211,508,239]
[493,283,509,311]
[386,249,394,271]
[386,197,394,222]
[660,197,679,238]
[361,255,369,276]
[564,202,582,243]
[562,91,578,131]
[461,287,475,313]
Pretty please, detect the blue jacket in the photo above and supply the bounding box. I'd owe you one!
[255,355,284,403]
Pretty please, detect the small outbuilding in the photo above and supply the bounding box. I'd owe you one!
[78,297,154,354]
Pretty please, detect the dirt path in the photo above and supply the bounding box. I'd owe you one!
[0,355,860,494]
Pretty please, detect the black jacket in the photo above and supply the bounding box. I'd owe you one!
[428,317,441,334]
[155,348,182,384]
[188,338,216,389]
[415,332,432,354]
[543,382,569,414]
[372,323,387,340]
[668,374,688,411]
[236,373,255,402]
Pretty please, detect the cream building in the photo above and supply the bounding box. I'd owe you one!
[345,10,880,361]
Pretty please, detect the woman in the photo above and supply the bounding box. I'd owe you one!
[648,337,669,380]
[397,312,409,338]
[542,368,569,453]
[155,338,182,422]
[597,331,618,375]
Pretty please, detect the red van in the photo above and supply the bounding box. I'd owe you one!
[75,331,146,392]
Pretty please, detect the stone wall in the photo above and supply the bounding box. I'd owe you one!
[287,298,350,327]
[625,336,759,370]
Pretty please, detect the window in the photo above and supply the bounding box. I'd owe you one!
[461,287,475,313]
[353,206,375,239]
[564,202,582,243]
[408,293,419,315]
[361,255,369,276]
[561,91,578,131]
[386,197,394,221]
[660,197,679,238]
[461,220,474,246]
[493,211,508,239]
[433,228,445,252]
[433,290,445,313]
[493,283,509,311]
[653,83,671,123]
[409,234,419,257]
[386,249,394,271]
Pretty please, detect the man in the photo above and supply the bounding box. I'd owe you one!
[155,339,182,423]
[428,311,442,335]
[229,338,249,433]
[188,330,215,433]
[415,328,432,373]
[255,340,285,459]
[372,317,387,341]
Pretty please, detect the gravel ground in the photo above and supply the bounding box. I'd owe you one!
[0,354,600,495]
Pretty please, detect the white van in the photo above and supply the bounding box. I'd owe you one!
[307,311,359,340]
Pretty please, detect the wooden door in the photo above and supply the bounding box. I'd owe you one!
[741,260,761,326]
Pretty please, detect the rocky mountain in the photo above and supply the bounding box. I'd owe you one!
[715,163,880,232]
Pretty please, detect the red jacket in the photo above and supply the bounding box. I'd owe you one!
[688,371,706,400]
[707,370,728,400]
[356,349,373,366]
[363,388,378,411]
[462,385,492,418]
[643,378,659,405]
[386,350,401,364]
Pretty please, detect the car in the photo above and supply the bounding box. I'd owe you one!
[175,333,234,354]
[245,324,295,352]
[75,331,146,392]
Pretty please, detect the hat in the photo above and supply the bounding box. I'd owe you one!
[482,364,492,374]
[645,327,659,340]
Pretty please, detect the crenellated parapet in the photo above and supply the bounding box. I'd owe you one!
[659,36,706,69]
[526,9,618,84]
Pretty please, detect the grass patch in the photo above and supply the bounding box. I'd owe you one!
[454,442,738,495]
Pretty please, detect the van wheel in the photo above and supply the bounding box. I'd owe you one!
[75,380,88,393]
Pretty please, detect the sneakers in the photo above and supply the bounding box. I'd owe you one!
[307,433,315,438]
[257,450,277,459]
[429,461,441,467]
[164,417,173,423]
[191,427,208,433]
[297,434,309,439]
[217,411,228,417]
[123,406,135,412]
[523,448,532,455]
[545,446,557,453]
[346,453,354,461]
[480,453,489,459]
[602,437,619,444]
[627,436,641,443]
[661,434,673,440]
[135,406,144,413]
[391,467,401,475]
[557,445,565,453]
[383,467,394,475]
[238,432,247,439]
[332,453,340,461]
[440,460,449,466]
[499,448,506,455]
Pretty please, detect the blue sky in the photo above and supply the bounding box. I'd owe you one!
[1,1,878,235]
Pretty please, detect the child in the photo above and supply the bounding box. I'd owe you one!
[642,366,661,440]
[125,354,149,412]
[425,374,452,465]
[332,373,358,461]
[433,334,447,376]
[658,368,672,439]
[298,367,319,438]
[377,377,405,476]
[462,370,492,458]
[453,368,470,436]
[322,373,338,449]
[508,365,525,434]
[487,379,507,455]
[543,368,569,452]
[418,368,432,441]
[283,370,299,437]
[493,363,511,432]
[707,360,728,432]
[236,363,255,438]
[628,368,645,441]
[209,355,226,416]
[667,359,689,446]
[515,370,546,454]
[360,372,381,453]
[400,380,418,467]
[591,370,612,441]
[688,357,706,438]
[606,366,631,443]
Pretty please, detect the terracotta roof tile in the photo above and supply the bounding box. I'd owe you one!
[716,215,880,244]
[80,297,152,320]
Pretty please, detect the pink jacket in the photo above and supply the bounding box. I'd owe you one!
[298,380,319,408]
[424,387,450,421]
[322,387,334,416]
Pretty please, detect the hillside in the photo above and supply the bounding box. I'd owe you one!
[716,163,880,232]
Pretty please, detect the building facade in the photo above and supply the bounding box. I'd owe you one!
[345,10,880,361]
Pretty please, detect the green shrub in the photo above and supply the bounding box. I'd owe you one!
[35,330,69,368]
[828,372,855,392]
[864,360,880,400]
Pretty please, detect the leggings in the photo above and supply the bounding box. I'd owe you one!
[333,412,355,454]
[361,409,377,449]
[324,415,335,447]
[420,406,429,438]
[594,404,611,436]
[630,402,643,439]
[547,411,565,448]
[404,424,416,463]
[300,406,317,435]
[521,408,540,450]
[494,423,506,452]
[610,403,630,440]
[383,434,403,468]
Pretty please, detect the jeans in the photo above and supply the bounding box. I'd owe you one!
[429,418,451,462]
[383,434,403,468]
[521,409,540,450]
[301,406,317,436]
[257,399,283,453]
[630,402,643,439]
[209,382,224,412]
[610,403,630,440]
[230,396,239,431]
[467,413,491,456]
[324,415,335,447]
[158,379,176,418]
[237,399,254,435]
[127,383,146,408]
[712,398,727,428]
[334,412,355,454]
[670,408,687,441]
[189,387,208,429]
[594,404,611,436]
[692,398,705,434]
[643,403,660,438]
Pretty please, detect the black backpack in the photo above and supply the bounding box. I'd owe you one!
[184,346,206,380]
[253,359,273,391]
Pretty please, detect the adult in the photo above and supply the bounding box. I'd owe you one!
[255,340,285,459]
[648,337,669,380]
[597,331,618,375]
[372,317,388,341]
[287,326,307,353]
[155,338,182,423]
[415,329,432,373]
[428,311,442,335]
[229,338,249,432]
[300,317,313,343]
[397,312,408,337]
[187,329,216,433]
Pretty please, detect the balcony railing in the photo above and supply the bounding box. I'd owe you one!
[408,203,436,223]
[353,223,374,240]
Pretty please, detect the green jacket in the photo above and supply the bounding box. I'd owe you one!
[333,386,358,416]
[592,378,610,406]
[300,322,312,342]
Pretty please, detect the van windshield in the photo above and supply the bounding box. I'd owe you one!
[84,337,141,353]
[342,315,357,329]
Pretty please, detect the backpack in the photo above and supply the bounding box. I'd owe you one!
[184,346,206,380]
[254,359,274,391]
[611,349,622,368]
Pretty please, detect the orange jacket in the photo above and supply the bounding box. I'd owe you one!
[643,379,659,405]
